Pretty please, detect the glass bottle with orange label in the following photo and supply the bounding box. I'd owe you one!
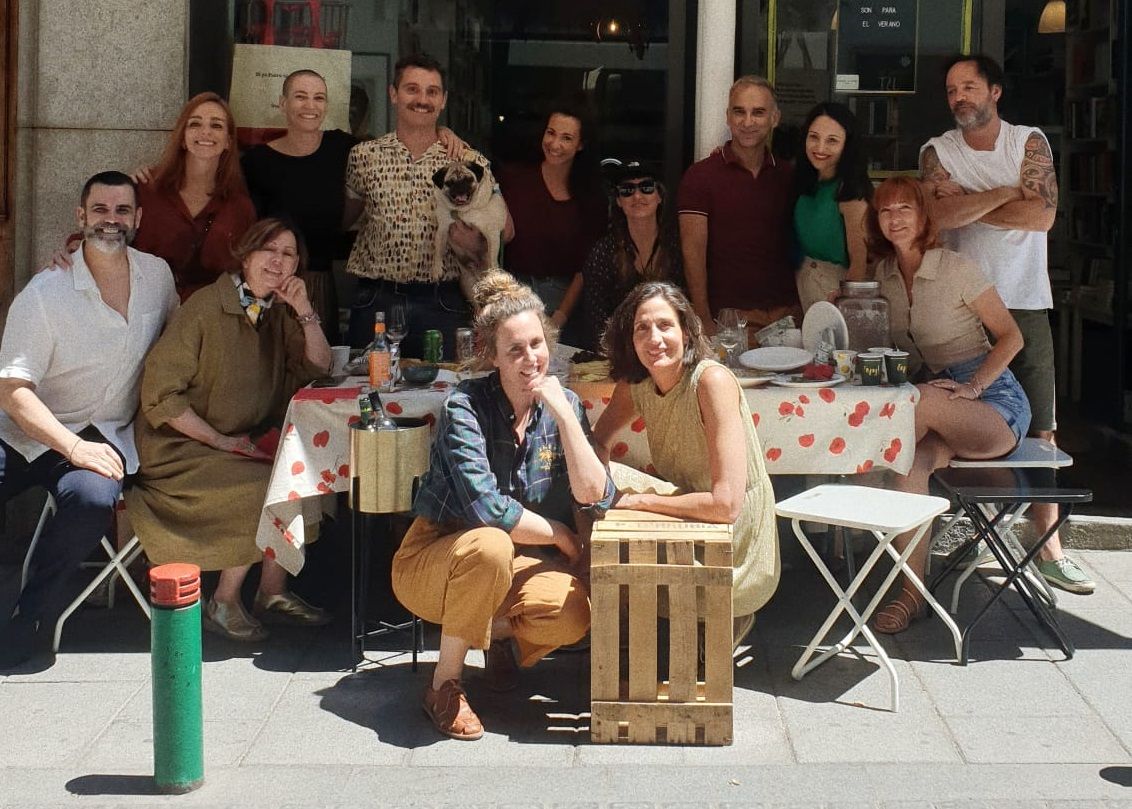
[367,311,392,391]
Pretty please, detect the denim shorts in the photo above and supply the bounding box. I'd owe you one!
[937,354,1032,444]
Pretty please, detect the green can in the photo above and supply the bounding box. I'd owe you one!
[423,329,443,363]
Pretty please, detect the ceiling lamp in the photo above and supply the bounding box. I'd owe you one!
[1038,0,1066,34]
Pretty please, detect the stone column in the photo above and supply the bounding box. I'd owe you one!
[12,0,187,291]
[693,0,735,160]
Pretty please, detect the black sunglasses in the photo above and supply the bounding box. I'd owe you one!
[616,180,657,197]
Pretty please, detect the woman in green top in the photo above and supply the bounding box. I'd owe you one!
[793,103,872,311]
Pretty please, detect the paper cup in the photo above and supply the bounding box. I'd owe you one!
[857,352,884,386]
[884,350,910,385]
[867,347,891,382]
[330,345,351,376]
[833,349,858,379]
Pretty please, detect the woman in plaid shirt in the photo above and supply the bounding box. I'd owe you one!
[392,271,614,741]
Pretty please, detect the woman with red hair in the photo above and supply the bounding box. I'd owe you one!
[867,176,1030,634]
[133,93,257,300]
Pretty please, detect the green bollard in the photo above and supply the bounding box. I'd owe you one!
[149,563,204,794]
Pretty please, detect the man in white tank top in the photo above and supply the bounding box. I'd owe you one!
[918,54,1094,595]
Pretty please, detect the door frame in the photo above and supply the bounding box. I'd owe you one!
[0,0,17,315]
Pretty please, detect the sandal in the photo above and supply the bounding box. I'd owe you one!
[873,586,926,635]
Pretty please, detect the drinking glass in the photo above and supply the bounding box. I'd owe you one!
[717,326,741,368]
[718,307,747,353]
[387,303,408,345]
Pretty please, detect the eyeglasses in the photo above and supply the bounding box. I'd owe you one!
[616,180,657,197]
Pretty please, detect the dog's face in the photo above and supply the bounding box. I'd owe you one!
[431,161,486,208]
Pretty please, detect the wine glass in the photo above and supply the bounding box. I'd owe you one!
[717,307,747,353]
[387,302,408,345]
[716,325,741,368]
[387,303,408,384]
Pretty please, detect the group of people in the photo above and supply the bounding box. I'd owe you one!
[0,48,1093,744]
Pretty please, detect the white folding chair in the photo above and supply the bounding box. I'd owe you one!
[20,493,151,652]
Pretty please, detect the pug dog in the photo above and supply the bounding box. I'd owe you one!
[431,161,508,300]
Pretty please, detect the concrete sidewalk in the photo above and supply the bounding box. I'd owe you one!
[2,548,1132,808]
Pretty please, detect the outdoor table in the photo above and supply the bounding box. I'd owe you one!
[775,484,963,712]
[257,376,920,575]
[931,465,1092,664]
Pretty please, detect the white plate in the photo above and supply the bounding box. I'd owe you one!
[802,301,849,352]
[738,346,814,372]
[771,372,846,388]
[734,372,774,388]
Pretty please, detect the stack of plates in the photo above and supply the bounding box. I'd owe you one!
[738,346,813,372]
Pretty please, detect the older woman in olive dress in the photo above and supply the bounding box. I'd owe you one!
[128,217,332,642]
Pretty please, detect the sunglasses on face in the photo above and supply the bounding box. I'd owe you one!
[616,180,658,197]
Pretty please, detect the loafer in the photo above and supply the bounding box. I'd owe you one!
[203,598,269,642]
[423,679,484,740]
[484,639,519,692]
[252,590,333,626]
[1038,557,1096,595]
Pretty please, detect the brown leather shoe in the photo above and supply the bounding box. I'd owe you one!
[484,639,519,692]
[422,679,484,741]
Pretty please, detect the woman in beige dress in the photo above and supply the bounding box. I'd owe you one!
[128,217,332,641]
[592,282,780,643]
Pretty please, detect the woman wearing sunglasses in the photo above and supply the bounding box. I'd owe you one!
[793,102,872,311]
[495,97,607,345]
[581,161,683,349]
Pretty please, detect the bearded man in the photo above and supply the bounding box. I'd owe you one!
[0,171,178,668]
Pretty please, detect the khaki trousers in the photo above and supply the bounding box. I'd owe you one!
[391,517,590,667]
[796,257,847,313]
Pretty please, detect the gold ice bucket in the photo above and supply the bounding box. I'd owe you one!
[348,417,431,514]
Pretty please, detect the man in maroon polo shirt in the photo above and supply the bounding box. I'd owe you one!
[678,76,799,334]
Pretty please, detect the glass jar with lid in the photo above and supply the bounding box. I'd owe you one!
[836,281,890,352]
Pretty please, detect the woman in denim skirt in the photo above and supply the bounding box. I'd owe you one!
[867,177,1031,634]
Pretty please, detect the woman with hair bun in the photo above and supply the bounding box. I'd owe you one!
[392,270,614,741]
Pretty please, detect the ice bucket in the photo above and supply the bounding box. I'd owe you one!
[348,417,431,514]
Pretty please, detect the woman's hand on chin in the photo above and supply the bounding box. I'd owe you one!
[274,276,310,313]
[530,374,572,420]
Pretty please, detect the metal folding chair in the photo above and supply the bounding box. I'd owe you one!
[20,493,151,652]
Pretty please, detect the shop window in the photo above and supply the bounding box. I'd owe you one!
[738,0,982,174]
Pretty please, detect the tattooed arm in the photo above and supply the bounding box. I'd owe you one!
[977,133,1058,232]
[920,145,1022,231]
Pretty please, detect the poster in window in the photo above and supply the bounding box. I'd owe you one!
[229,43,351,144]
[835,1,918,94]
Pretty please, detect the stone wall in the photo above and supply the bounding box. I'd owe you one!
[2,0,187,551]
[12,0,187,291]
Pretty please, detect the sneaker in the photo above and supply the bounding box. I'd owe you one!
[1037,557,1096,595]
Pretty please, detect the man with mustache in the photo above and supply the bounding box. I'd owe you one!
[0,172,178,668]
[343,52,510,358]
[920,54,1094,595]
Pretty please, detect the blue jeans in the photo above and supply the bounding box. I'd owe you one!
[1,432,123,623]
[512,274,587,349]
[347,278,470,360]
[937,354,1033,444]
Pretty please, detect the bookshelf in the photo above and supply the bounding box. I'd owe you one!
[1064,0,1128,426]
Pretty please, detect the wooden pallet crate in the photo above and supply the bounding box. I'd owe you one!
[590,509,734,745]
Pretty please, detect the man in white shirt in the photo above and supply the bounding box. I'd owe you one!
[0,171,178,667]
[920,55,1093,594]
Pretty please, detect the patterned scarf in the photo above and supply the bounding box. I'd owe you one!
[234,274,273,328]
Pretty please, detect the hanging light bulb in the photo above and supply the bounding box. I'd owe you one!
[1038,0,1066,34]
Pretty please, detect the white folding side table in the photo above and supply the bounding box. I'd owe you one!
[775,484,963,712]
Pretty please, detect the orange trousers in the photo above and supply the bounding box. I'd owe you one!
[391,517,590,667]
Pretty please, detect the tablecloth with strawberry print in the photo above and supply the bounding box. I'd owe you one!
[258,374,919,573]
[570,380,920,478]
[256,373,455,574]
